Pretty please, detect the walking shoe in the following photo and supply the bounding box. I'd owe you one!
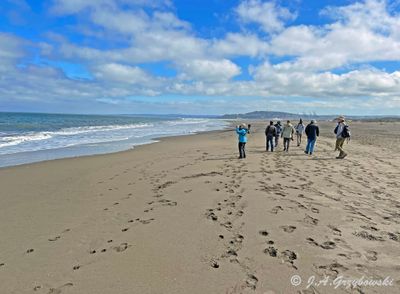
[304,151,308,154]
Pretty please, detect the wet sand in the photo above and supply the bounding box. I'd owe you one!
[0,121,399,294]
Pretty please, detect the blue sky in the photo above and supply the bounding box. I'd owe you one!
[0,0,400,115]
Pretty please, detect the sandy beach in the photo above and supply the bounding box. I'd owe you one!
[1,121,399,294]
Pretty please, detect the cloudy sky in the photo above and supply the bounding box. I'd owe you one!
[0,0,400,115]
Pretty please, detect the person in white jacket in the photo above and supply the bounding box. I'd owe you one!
[295,119,305,147]
[282,121,295,152]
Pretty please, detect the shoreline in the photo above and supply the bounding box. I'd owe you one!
[1,121,399,293]
[0,126,229,170]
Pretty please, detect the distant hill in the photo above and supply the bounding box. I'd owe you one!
[219,111,400,121]
[220,111,334,120]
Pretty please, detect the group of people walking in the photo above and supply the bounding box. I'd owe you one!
[235,116,350,159]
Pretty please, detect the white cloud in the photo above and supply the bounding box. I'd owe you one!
[1,0,400,114]
[266,0,400,73]
[236,0,296,34]
[0,33,26,61]
[176,59,241,82]
[251,61,400,97]
[50,0,113,15]
[211,32,269,57]
[269,25,322,56]
[50,0,171,15]
[94,63,152,84]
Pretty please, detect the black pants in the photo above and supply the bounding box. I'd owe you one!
[238,142,246,158]
[266,136,274,151]
[283,138,291,151]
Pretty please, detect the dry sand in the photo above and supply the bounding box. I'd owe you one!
[0,121,399,294]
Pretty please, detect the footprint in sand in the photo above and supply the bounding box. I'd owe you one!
[307,237,336,250]
[306,237,319,246]
[271,206,283,214]
[210,260,219,268]
[259,230,269,236]
[26,248,34,254]
[310,207,319,214]
[328,225,342,236]
[114,242,130,253]
[226,249,238,257]
[360,225,379,231]
[264,246,278,257]
[315,263,348,277]
[48,236,61,242]
[365,250,378,261]
[353,230,384,241]
[319,241,336,250]
[139,218,154,224]
[236,210,244,217]
[280,225,296,233]
[165,201,177,207]
[47,282,74,294]
[206,211,218,221]
[222,221,232,229]
[281,250,297,266]
[303,214,319,225]
[245,274,258,290]
[337,251,361,260]
[387,232,400,242]
[33,285,42,291]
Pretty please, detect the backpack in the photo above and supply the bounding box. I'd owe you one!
[342,125,351,138]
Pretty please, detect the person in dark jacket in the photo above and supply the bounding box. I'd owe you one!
[265,121,276,152]
[304,120,319,155]
[334,116,349,159]
[274,121,282,147]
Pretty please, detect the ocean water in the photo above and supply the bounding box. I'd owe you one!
[0,112,228,168]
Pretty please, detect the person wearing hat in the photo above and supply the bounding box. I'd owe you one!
[236,123,248,159]
[281,120,295,152]
[295,119,305,147]
[304,119,319,155]
[274,121,282,147]
[334,115,349,159]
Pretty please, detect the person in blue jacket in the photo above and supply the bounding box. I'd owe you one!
[304,120,319,155]
[236,123,248,159]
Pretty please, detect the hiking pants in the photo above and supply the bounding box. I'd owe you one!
[238,142,246,158]
[266,135,274,152]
